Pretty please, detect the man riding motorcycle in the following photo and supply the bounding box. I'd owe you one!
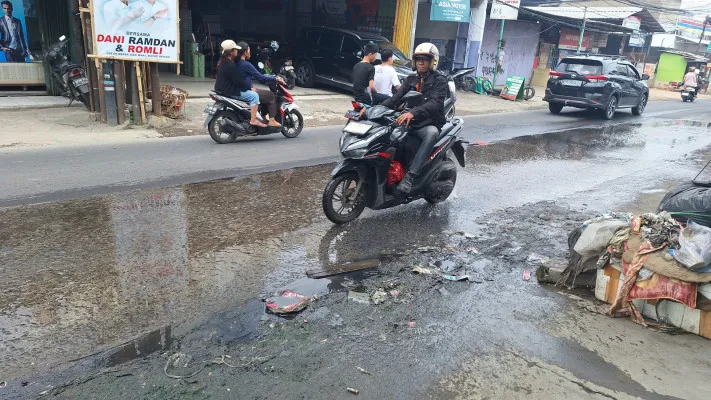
[381,42,449,194]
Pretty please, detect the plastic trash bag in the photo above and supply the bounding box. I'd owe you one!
[672,222,711,269]
[658,182,711,227]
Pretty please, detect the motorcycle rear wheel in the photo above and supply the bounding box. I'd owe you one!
[425,160,457,204]
[322,172,367,224]
[208,110,239,144]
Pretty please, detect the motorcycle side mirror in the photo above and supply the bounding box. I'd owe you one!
[258,62,265,69]
[59,35,67,41]
[642,74,650,80]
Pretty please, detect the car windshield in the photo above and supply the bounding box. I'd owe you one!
[556,59,603,75]
[366,40,411,67]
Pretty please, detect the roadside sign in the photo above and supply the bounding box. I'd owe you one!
[490,0,521,20]
[430,0,469,22]
[500,76,525,101]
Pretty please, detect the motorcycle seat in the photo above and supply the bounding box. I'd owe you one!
[211,91,251,109]
[437,122,455,140]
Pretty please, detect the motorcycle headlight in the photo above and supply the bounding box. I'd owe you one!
[342,148,368,158]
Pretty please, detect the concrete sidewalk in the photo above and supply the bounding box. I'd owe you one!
[0,96,84,110]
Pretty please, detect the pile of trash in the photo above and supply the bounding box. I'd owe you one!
[551,180,711,339]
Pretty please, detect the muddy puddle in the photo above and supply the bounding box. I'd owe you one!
[2,119,711,398]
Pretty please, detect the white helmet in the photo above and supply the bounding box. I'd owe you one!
[412,42,440,72]
[220,40,240,53]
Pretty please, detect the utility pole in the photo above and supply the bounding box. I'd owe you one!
[577,6,588,54]
[697,15,709,54]
[492,20,505,89]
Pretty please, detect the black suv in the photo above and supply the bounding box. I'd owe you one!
[293,27,412,90]
[544,55,650,119]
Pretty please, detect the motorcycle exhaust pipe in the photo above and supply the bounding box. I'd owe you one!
[222,119,247,134]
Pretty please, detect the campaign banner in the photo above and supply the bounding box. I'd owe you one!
[431,0,469,23]
[0,0,31,63]
[93,0,179,63]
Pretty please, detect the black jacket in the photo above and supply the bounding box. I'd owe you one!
[382,71,448,129]
[214,58,250,97]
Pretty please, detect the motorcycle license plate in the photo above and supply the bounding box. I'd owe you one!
[344,110,361,120]
[204,104,219,114]
[284,66,294,71]
[73,77,88,86]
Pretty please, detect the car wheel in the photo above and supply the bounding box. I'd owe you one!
[603,96,618,120]
[632,94,647,116]
[295,61,315,88]
[548,103,564,114]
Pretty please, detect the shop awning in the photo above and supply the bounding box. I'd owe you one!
[524,6,666,33]
[661,50,710,62]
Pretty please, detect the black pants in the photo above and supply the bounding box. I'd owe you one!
[371,92,390,105]
[408,125,439,175]
[3,48,24,62]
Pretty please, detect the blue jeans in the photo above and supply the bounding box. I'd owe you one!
[233,90,259,106]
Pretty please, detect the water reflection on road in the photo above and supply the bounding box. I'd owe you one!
[1,118,710,381]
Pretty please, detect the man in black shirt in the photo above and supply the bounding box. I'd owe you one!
[352,42,379,105]
[382,42,449,194]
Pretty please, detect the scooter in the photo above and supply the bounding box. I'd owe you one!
[681,86,697,102]
[204,81,303,144]
[321,91,466,224]
[46,35,90,110]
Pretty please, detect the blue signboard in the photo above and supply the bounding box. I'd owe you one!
[430,0,469,23]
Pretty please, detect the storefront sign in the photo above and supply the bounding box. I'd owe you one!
[559,28,590,51]
[0,0,31,63]
[430,0,469,23]
[93,0,179,63]
[490,0,521,20]
[676,18,707,42]
[500,75,525,101]
[623,16,645,47]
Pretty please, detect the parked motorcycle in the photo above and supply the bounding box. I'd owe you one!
[321,91,466,224]
[46,35,90,109]
[204,81,303,144]
[448,67,477,92]
[254,41,297,90]
[681,86,697,102]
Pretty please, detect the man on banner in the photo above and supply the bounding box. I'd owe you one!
[0,1,28,62]
[103,0,145,32]
[133,0,170,30]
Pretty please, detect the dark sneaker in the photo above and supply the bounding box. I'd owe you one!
[397,172,416,194]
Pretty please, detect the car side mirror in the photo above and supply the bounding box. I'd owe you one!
[642,74,650,80]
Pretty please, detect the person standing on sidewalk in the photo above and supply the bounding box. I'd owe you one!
[372,49,401,105]
[352,42,379,105]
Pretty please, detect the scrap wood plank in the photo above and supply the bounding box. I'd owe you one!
[307,259,381,279]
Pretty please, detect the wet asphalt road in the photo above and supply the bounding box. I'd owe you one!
[2,105,711,399]
[0,100,708,207]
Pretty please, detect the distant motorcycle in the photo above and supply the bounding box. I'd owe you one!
[254,41,296,90]
[46,35,90,109]
[204,81,303,144]
[681,86,697,102]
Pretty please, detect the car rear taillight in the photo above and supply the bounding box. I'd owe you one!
[585,75,608,82]
[70,69,82,77]
[549,71,563,78]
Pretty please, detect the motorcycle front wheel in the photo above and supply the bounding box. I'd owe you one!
[322,172,367,224]
[208,110,239,144]
[282,109,304,138]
